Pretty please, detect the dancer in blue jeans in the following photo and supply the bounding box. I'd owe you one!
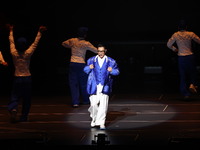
[167,19,200,99]
[7,24,47,123]
[62,27,98,107]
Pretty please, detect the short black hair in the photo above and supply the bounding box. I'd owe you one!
[97,43,107,53]
[178,19,187,30]
[77,27,88,37]
[97,43,105,48]
[16,37,28,52]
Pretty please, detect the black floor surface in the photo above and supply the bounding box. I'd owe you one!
[0,73,200,149]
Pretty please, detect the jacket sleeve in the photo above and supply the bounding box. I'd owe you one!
[0,51,5,64]
[62,38,73,48]
[192,32,200,44]
[167,34,177,52]
[84,57,93,74]
[85,41,98,54]
[109,59,120,76]
[9,29,17,55]
[25,31,42,56]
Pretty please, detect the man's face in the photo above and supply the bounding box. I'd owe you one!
[97,47,106,58]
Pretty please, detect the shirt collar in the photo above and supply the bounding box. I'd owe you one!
[94,55,108,62]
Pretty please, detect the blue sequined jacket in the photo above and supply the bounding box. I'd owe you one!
[84,55,120,95]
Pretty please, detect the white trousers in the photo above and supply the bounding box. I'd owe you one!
[88,93,109,126]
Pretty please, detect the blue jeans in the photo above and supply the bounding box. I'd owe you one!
[8,76,32,116]
[178,54,197,96]
[68,62,90,105]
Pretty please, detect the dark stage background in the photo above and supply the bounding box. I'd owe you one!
[0,1,200,96]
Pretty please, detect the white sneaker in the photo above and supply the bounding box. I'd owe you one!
[100,124,106,130]
[91,121,95,127]
[189,84,197,93]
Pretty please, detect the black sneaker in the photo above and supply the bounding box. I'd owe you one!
[19,115,28,122]
[183,95,190,101]
[10,111,17,123]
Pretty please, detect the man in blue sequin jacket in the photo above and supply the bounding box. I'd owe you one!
[84,44,120,130]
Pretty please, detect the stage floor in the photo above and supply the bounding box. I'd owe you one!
[0,92,200,149]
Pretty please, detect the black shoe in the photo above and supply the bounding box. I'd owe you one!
[10,110,17,123]
[19,115,28,122]
[183,96,190,101]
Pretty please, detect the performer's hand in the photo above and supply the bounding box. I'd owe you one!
[107,67,112,72]
[174,48,178,52]
[39,26,47,32]
[2,62,8,66]
[89,64,94,69]
[5,24,13,30]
